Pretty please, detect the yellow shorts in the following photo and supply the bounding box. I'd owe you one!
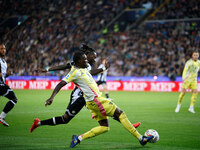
[182,80,197,90]
[86,96,117,121]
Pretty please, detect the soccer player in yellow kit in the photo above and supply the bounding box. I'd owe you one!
[45,51,153,148]
[175,51,200,113]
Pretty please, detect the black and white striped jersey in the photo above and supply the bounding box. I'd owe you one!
[0,58,7,84]
[97,64,107,82]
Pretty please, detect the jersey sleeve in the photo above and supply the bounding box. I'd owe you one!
[98,64,103,69]
[199,61,200,71]
[182,60,190,80]
[62,68,79,83]
[0,61,1,74]
[87,63,92,71]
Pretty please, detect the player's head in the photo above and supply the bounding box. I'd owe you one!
[86,51,97,65]
[73,51,88,68]
[192,51,199,61]
[80,44,96,65]
[0,44,6,57]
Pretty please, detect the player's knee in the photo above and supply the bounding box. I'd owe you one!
[105,126,110,132]
[118,111,127,121]
[112,116,120,122]
[114,108,123,119]
[10,99,17,105]
[62,114,72,124]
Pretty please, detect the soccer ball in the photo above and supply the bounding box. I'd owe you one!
[144,129,159,143]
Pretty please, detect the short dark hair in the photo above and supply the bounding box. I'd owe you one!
[80,44,95,55]
[73,51,85,64]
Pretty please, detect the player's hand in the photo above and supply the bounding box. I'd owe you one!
[37,68,47,73]
[104,58,109,70]
[45,98,53,107]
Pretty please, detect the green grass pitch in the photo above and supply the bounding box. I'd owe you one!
[0,90,200,150]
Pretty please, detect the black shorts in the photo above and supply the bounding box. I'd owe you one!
[97,81,107,86]
[0,83,17,100]
[65,93,86,117]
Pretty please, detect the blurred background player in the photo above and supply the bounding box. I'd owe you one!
[175,51,200,113]
[0,44,18,127]
[96,58,110,99]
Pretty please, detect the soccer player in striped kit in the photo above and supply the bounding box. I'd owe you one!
[0,44,18,127]
[96,58,110,99]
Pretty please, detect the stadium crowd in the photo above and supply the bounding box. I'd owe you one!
[151,0,200,20]
[1,0,200,79]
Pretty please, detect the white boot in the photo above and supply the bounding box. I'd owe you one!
[175,104,181,113]
[188,106,195,113]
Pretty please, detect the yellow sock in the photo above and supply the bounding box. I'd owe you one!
[81,126,109,140]
[119,112,141,139]
[178,93,185,105]
[190,93,197,106]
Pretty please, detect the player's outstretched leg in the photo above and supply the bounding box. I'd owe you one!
[30,118,40,132]
[30,114,73,132]
[139,135,154,146]
[114,109,152,146]
[70,135,80,148]
[70,122,109,148]
[0,117,9,127]
[112,116,141,128]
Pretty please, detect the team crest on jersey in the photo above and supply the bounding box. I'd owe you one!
[65,75,70,79]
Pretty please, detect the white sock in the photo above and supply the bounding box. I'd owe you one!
[138,135,142,141]
[78,135,83,141]
[0,112,7,119]
[177,104,181,108]
[189,106,194,109]
[38,122,41,126]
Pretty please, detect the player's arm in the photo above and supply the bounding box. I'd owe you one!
[90,58,109,75]
[0,64,1,78]
[182,61,190,80]
[45,68,77,106]
[37,62,72,73]
[90,68,105,75]
[45,80,67,106]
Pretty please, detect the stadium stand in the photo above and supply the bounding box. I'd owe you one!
[1,0,200,79]
[150,0,200,20]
